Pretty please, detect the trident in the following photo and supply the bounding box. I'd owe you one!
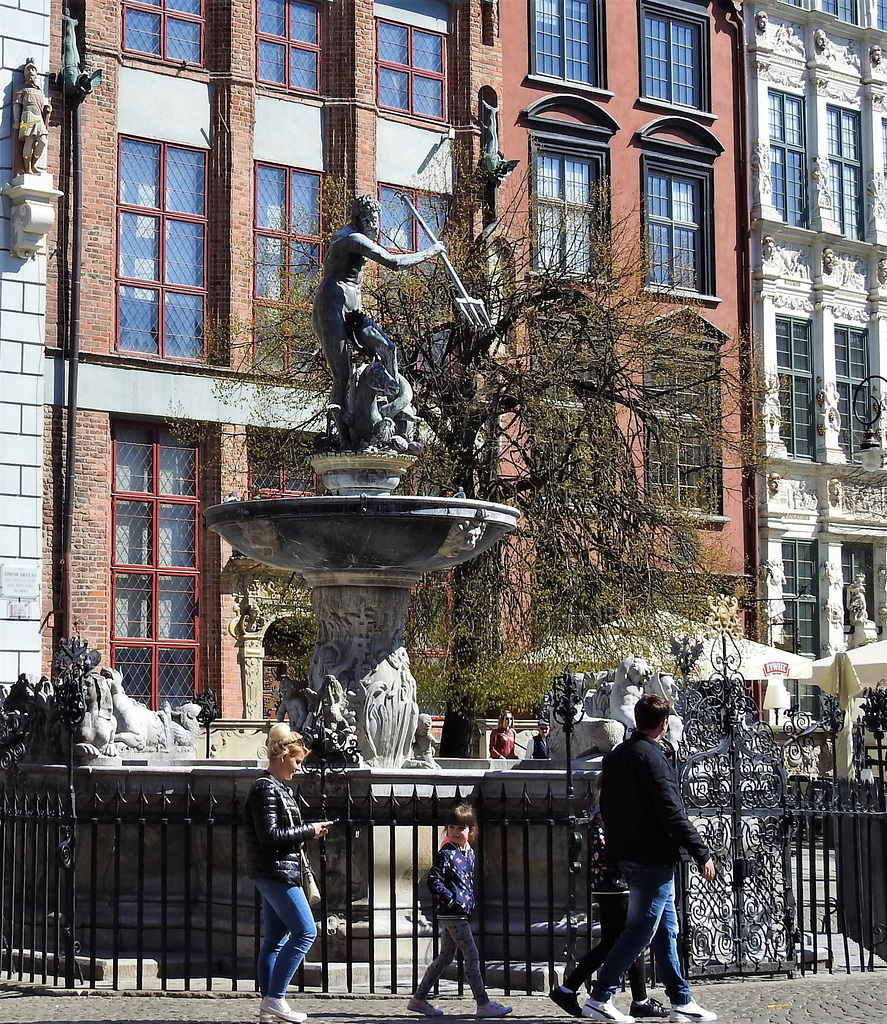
[396,192,493,330]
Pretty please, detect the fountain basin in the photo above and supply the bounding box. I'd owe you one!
[204,495,520,587]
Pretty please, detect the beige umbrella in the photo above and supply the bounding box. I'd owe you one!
[810,640,887,777]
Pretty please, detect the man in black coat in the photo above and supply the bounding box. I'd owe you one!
[582,695,717,1024]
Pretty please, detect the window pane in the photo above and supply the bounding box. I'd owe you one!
[670,21,697,107]
[115,573,153,638]
[256,235,286,298]
[165,219,204,287]
[414,75,443,118]
[380,186,413,249]
[164,291,204,359]
[379,22,409,64]
[158,576,196,640]
[113,647,152,702]
[536,0,562,77]
[166,148,205,215]
[166,17,201,63]
[258,0,286,36]
[413,30,442,73]
[115,500,153,564]
[115,429,154,492]
[291,1,318,44]
[380,67,410,110]
[257,166,288,230]
[258,38,287,82]
[290,46,317,91]
[159,504,196,567]
[167,0,201,14]
[119,285,160,354]
[565,0,591,83]
[291,171,320,233]
[158,648,196,703]
[644,15,668,100]
[159,439,197,494]
[125,9,162,54]
[121,140,161,208]
[120,213,160,280]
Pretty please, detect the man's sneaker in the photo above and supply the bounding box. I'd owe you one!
[408,997,444,1016]
[476,1001,513,1017]
[581,997,636,1023]
[669,999,717,1023]
[630,998,670,1019]
[550,986,583,1017]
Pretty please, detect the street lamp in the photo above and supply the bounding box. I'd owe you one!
[851,374,887,472]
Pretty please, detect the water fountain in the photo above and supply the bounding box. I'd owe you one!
[204,195,520,769]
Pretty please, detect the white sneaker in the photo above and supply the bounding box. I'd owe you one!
[259,996,308,1023]
[408,996,444,1016]
[669,1000,717,1023]
[582,998,636,1023]
[476,1001,513,1017]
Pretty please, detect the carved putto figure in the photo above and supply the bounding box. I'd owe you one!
[408,712,439,769]
[12,59,51,175]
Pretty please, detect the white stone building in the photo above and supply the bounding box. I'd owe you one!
[749,0,887,695]
[0,2,57,679]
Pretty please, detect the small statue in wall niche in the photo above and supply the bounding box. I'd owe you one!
[755,10,768,36]
[12,59,51,175]
[822,247,836,275]
[872,44,883,68]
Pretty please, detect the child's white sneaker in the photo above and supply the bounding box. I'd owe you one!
[476,1001,513,1017]
[669,1000,717,1023]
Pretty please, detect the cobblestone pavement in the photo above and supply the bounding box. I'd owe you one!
[1,972,887,1024]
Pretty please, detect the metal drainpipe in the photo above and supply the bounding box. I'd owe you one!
[61,93,83,641]
[721,0,759,633]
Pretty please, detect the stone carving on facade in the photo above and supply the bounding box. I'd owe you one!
[826,252,866,291]
[878,258,887,285]
[872,44,884,69]
[767,472,781,497]
[848,574,879,647]
[813,28,831,58]
[877,563,887,625]
[762,373,785,454]
[752,141,772,206]
[764,560,787,642]
[438,509,487,558]
[787,478,819,511]
[868,174,887,234]
[823,37,860,74]
[769,20,805,60]
[11,58,51,176]
[764,242,811,281]
[812,155,833,211]
[772,294,814,313]
[755,10,768,35]
[841,482,887,517]
[827,477,843,507]
[276,674,318,733]
[816,381,841,440]
[761,234,775,261]
[227,594,270,719]
[821,561,845,627]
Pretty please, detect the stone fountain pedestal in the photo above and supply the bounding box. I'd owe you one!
[204,452,520,768]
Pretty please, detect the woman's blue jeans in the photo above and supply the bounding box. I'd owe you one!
[254,878,317,999]
[590,862,691,1006]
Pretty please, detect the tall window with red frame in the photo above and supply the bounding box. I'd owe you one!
[111,424,200,708]
[257,0,320,92]
[377,20,445,119]
[255,162,321,370]
[117,138,207,359]
[122,0,203,65]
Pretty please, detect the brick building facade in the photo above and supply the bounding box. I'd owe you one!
[34,0,502,715]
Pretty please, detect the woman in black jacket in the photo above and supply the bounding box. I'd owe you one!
[245,724,335,1024]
